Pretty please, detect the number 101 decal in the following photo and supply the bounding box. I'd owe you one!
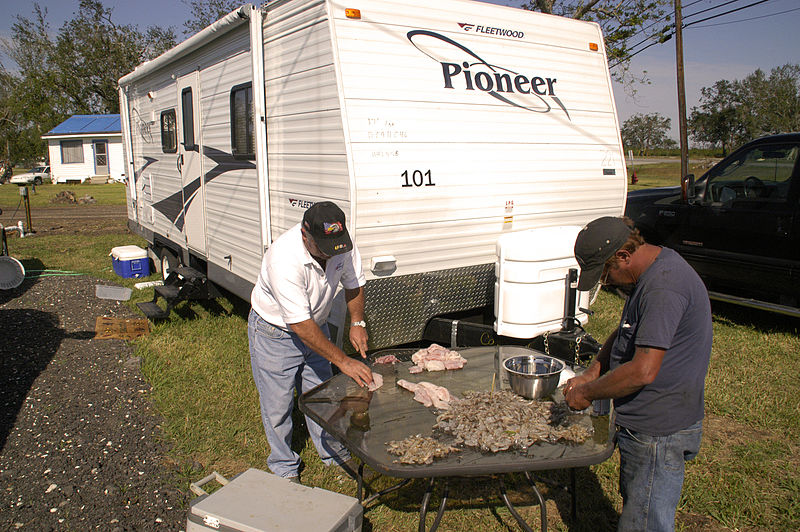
[401,170,435,187]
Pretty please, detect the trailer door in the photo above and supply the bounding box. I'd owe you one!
[177,71,207,254]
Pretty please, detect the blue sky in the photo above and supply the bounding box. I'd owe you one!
[2,0,799,139]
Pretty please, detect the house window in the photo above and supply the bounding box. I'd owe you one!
[60,140,84,164]
[161,109,177,153]
[230,83,254,159]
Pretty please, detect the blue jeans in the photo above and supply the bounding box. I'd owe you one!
[248,309,350,478]
[616,420,702,532]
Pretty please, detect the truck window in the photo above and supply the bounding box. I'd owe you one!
[705,143,798,203]
[160,109,177,153]
[230,83,254,159]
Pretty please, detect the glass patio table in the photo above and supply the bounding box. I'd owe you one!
[299,345,614,531]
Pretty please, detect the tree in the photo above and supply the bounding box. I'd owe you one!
[737,65,800,139]
[0,1,176,163]
[621,113,672,155]
[688,80,742,156]
[182,0,242,35]
[521,0,672,82]
[52,1,177,114]
[689,64,800,153]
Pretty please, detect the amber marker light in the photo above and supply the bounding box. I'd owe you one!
[589,42,599,51]
[345,8,361,19]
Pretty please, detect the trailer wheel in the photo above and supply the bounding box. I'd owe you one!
[159,248,180,281]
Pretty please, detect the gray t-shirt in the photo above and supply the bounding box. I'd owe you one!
[610,247,712,436]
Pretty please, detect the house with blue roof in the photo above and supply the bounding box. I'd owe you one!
[42,114,124,183]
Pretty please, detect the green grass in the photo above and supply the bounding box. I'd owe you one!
[6,233,147,283]
[5,162,799,530]
[0,182,127,207]
[626,159,719,191]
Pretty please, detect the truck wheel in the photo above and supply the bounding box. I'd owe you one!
[33,177,42,185]
[159,248,180,281]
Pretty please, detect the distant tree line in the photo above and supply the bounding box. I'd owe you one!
[689,64,800,155]
[622,64,800,156]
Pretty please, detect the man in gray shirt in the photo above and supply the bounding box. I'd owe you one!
[565,216,712,532]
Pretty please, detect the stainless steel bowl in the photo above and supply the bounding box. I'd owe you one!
[503,354,565,400]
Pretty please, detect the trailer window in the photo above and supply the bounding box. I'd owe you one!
[160,110,177,153]
[181,88,195,149]
[230,83,254,159]
[60,140,84,164]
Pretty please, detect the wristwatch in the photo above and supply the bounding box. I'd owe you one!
[351,320,367,328]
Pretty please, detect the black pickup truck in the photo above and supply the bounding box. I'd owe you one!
[625,133,800,317]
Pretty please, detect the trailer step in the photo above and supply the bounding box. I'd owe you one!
[138,263,220,321]
[173,266,206,280]
[154,284,180,299]
[137,301,170,320]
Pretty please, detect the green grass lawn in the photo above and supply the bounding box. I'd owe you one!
[626,159,720,191]
[4,159,797,530]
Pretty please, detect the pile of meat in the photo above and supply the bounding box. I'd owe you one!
[434,390,593,452]
[385,434,461,465]
[408,344,467,373]
[396,379,453,409]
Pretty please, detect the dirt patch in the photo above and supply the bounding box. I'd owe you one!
[701,414,774,448]
[0,205,129,236]
[0,275,188,530]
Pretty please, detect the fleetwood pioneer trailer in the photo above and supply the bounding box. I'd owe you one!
[118,0,627,351]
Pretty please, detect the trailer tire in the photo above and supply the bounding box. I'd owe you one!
[159,248,180,281]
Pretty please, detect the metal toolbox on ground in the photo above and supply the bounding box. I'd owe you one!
[187,468,362,532]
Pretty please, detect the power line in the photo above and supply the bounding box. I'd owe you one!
[683,0,774,27]
[682,0,747,21]
[623,0,714,44]
[690,5,800,27]
[611,0,780,69]
[619,0,739,60]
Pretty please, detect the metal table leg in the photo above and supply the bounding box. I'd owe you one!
[419,478,449,532]
[356,462,412,507]
[525,469,578,522]
[500,475,546,532]
[570,468,577,521]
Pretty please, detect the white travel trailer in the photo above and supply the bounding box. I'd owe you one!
[118,0,626,350]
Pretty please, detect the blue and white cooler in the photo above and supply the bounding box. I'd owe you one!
[110,245,150,278]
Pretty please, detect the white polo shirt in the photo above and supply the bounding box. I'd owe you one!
[250,223,366,328]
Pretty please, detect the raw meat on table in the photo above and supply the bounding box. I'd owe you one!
[374,354,400,364]
[396,379,453,410]
[367,372,384,391]
[409,343,467,373]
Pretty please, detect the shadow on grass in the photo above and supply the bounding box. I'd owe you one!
[168,285,251,321]
[351,467,618,531]
[710,300,799,334]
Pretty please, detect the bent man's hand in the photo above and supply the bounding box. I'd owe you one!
[338,357,373,387]
[349,326,368,359]
[565,383,592,411]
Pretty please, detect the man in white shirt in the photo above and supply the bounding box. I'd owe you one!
[248,202,373,483]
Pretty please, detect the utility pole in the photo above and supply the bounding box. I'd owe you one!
[674,0,689,180]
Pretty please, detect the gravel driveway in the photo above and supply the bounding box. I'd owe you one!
[1,274,188,530]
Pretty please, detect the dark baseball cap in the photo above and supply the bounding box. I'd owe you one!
[302,201,352,256]
[574,217,632,291]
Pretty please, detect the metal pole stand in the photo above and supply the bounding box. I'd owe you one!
[20,186,34,234]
